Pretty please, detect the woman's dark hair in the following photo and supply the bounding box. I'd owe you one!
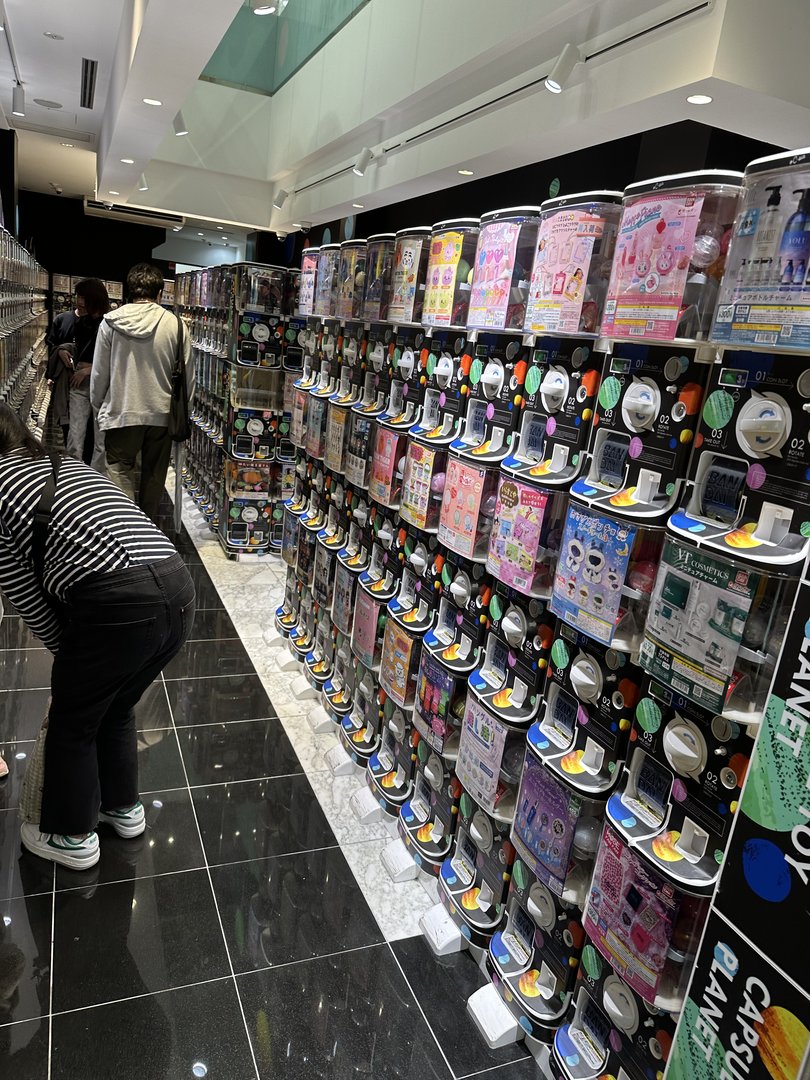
[126,262,164,302]
[75,277,110,318]
[0,404,47,459]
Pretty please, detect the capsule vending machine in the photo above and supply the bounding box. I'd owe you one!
[344,324,393,497]
[390,548,492,880]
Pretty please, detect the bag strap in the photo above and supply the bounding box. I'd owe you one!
[174,313,185,378]
[32,451,61,584]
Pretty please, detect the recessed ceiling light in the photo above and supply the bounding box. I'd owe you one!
[108,191,120,196]
[687,93,713,105]
[458,169,474,176]
[43,31,64,40]
[222,236,228,241]
[216,225,223,230]
[352,203,364,209]
[172,226,182,232]
[198,231,204,236]
[142,98,162,107]
[61,142,74,148]
[120,158,134,164]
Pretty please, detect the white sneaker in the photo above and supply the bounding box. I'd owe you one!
[98,801,146,838]
[20,822,100,870]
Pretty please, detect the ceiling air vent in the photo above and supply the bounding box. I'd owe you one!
[83,199,186,231]
[80,58,98,110]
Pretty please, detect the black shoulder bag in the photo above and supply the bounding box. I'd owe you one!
[168,314,191,442]
[32,451,62,585]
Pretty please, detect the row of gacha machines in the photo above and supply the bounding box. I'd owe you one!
[174,261,301,555]
[0,228,49,425]
[276,148,810,1080]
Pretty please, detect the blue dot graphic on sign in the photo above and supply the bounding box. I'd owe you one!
[742,838,791,902]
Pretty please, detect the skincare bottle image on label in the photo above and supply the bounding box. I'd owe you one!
[778,188,810,284]
[748,184,781,284]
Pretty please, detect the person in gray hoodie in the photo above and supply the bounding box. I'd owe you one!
[90,263,193,522]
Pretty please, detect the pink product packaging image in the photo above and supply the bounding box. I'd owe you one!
[467,219,522,330]
[437,457,493,560]
[351,589,383,670]
[414,650,458,753]
[368,427,405,507]
[584,824,705,1005]
[486,477,549,592]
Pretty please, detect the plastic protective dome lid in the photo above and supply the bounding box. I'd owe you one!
[541,190,623,211]
[367,233,396,241]
[395,226,432,237]
[431,218,481,231]
[480,206,542,223]
[303,246,320,256]
[319,243,341,251]
[340,239,367,248]
[745,147,810,176]
[624,170,744,197]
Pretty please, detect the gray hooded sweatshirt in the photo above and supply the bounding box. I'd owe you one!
[90,302,194,430]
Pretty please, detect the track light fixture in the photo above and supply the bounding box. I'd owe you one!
[138,173,149,192]
[12,82,24,117]
[173,110,189,136]
[545,43,582,94]
[273,188,290,210]
[352,147,373,177]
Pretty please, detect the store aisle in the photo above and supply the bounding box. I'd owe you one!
[0,494,539,1080]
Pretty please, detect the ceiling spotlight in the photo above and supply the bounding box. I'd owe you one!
[198,231,204,236]
[352,203,364,209]
[251,1,277,12]
[352,147,373,177]
[108,190,120,196]
[687,93,713,105]
[120,157,134,164]
[61,142,74,148]
[12,83,25,117]
[173,110,189,136]
[138,173,148,191]
[458,169,474,176]
[216,225,224,230]
[273,188,290,210]
[142,97,162,106]
[545,42,582,94]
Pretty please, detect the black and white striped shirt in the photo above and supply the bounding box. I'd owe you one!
[0,449,176,652]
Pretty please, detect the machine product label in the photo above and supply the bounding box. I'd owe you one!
[351,590,380,669]
[525,208,609,334]
[512,752,583,896]
[467,221,521,329]
[456,697,508,813]
[400,442,438,530]
[423,231,464,326]
[551,504,636,646]
[380,619,416,707]
[368,427,400,505]
[640,538,759,714]
[438,458,487,559]
[602,192,704,340]
[298,253,317,315]
[486,477,548,590]
[331,562,356,636]
[324,405,348,471]
[414,650,458,753]
[389,236,425,323]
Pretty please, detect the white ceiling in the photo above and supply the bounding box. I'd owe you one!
[2,0,810,238]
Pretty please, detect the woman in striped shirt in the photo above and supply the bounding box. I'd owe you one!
[0,405,195,870]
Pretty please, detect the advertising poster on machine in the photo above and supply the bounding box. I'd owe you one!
[467,221,521,329]
[456,697,508,812]
[551,504,636,646]
[389,235,426,323]
[602,192,704,340]
[414,651,457,753]
[438,458,487,559]
[423,231,464,326]
[351,590,380,670]
[400,442,438,530]
[667,912,810,1080]
[525,209,610,335]
[380,619,416,707]
[714,580,810,989]
[299,252,318,316]
[639,538,759,715]
[512,752,583,897]
[369,427,400,505]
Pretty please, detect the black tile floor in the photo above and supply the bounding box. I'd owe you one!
[0,510,535,1080]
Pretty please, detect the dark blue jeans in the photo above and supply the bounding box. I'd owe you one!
[41,553,196,834]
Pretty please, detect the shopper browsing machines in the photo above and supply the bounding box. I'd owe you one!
[91,263,194,523]
[0,405,196,869]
